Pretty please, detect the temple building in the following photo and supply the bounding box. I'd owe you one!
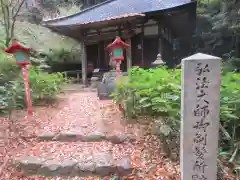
[43,0,197,84]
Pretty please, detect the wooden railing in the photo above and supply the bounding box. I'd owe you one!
[63,70,82,82]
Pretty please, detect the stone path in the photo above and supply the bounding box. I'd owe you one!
[14,89,142,178]
[17,142,133,177]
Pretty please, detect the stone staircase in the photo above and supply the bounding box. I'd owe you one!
[38,130,134,144]
[13,91,139,178]
[16,142,133,177]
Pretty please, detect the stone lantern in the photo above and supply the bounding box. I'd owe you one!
[152,53,165,67]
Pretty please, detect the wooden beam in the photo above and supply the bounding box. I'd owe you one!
[76,22,158,41]
[85,31,133,44]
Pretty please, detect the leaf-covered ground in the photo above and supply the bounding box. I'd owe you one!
[0,89,236,180]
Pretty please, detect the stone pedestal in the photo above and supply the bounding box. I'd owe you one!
[97,70,118,100]
[90,77,100,89]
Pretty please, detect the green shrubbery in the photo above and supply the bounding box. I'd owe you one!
[46,48,80,63]
[0,51,66,114]
[113,67,181,121]
[113,66,240,175]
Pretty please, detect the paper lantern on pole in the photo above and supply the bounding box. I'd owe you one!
[105,36,130,61]
[4,42,31,65]
[4,42,33,119]
[105,36,130,77]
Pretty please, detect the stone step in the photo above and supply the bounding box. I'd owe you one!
[14,141,134,177]
[38,131,135,144]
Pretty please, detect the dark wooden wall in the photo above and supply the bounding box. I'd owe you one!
[131,34,142,66]
[143,36,158,67]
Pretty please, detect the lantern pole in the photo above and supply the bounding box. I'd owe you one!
[21,64,33,117]
[116,60,121,78]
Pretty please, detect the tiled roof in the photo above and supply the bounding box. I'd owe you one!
[79,13,145,25]
[43,0,194,27]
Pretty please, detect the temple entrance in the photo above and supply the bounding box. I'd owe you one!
[86,44,99,70]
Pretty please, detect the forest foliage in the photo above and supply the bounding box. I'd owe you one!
[0,0,78,114]
[196,0,240,71]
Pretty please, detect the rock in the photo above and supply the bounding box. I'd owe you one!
[61,159,78,168]
[55,129,85,141]
[86,130,106,141]
[128,136,137,143]
[73,161,96,177]
[38,132,56,141]
[54,129,107,142]
[91,77,99,81]
[77,161,96,172]
[97,70,117,99]
[59,159,78,175]
[116,157,133,176]
[73,152,95,172]
[18,156,43,171]
[39,159,61,176]
[90,88,97,92]
[68,128,88,141]
[107,134,128,144]
[93,152,116,176]
[74,154,96,176]
[54,131,77,141]
[97,83,110,100]
[91,77,100,88]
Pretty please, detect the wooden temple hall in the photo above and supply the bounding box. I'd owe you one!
[43,0,197,84]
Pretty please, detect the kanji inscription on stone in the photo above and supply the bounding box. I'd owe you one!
[180,53,221,180]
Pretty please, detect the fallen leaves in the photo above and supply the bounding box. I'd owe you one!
[0,89,236,180]
[0,94,68,180]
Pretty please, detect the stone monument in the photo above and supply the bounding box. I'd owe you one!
[180,53,221,180]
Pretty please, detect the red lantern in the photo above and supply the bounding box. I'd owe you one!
[105,36,130,77]
[4,42,31,65]
[4,42,33,119]
[105,36,130,61]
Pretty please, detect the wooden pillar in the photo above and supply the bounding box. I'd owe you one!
[141,24,144,67]
[157,22,163,55]
[126,38,132,70]
[186,3,197,55]
[80,40,88,85]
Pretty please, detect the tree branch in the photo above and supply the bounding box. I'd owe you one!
[0,0,10,46]
[9,0,25,46]
[13,0,25,19]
